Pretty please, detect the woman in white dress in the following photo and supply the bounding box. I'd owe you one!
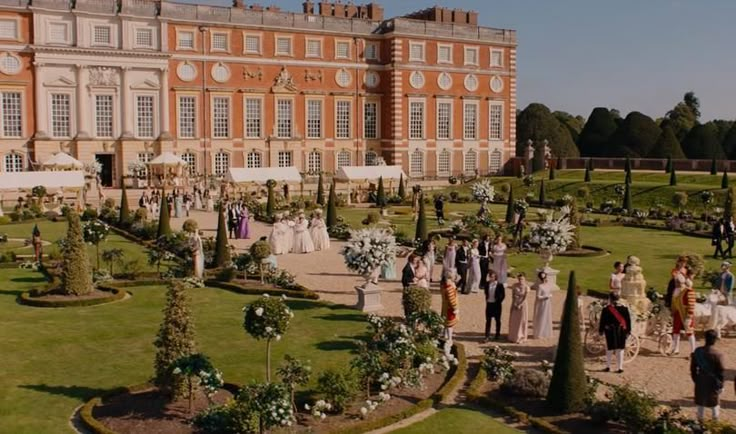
[205,190,214,213]
[292,213,315,254]
[467,239,482,293]
[269,214,286,255]
[283,216,295,253]
[414,256,430,289]
[443,238,457,276]
[533,271,554,339]
[609,261,624,295]
[491,235,509,284]
[310,209,330,251]
[422,239,437,284]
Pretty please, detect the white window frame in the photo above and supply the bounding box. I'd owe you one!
[490,48,504,67]
[463,101,479,140]
[335,99,351,139]
[464,46,479,66]
[0,91,23,138]
[436,100,453,140]
[490,148,503,174]
[277,150,293,168]
[135,93,156,139]
[408,40,425,62]
[363,100,379,140]
[365,150,378,166]
[213,151,230,176]
[211,95,230,139]
[464,149,478,174]
[307,150,322,174]
[91,24,113,47]
[364,41,379,61]
[94,93,114,138]
[3,152,23,172]
[409,99,425,140]
[305,38,323,58]
[410,148,424,176]
[437,149,451,176]
[177,94,197,139]
[181,152,197,176]
[489,101,504,141]
[306,99,322,139]
[336,149,351,169]
[335,39,351,60]
[210,31,229,52]
[134,27,154,49]
[275,98,293,139]
[275,35,293,57]
[243,32,262,55]
[177,29,195,50]
[137,152,154,179]
[50,92,73,139]
[246,150,263,169]
[0,18,19,41]
[437,43,453,64]
[244,96,262,139]
[48,21,70,44]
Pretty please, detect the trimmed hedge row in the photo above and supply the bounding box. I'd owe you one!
[18,286,127,308]
[556,245,608,258]
[205,279,320,300]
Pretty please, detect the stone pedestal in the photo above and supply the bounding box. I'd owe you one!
[535,265,561,291]
[355,283,383,312]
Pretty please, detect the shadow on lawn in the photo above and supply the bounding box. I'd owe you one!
[20,384,109,401]
[10,276,47,284]
[315,339,359,352]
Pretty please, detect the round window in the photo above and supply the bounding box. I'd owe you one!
[0,53,21,75]
[211,63,230,83]
[490,76,504,93]
[336,69,352,87]
[364,71,380,88]
[177,62,196,82]
[464,74,478,92]
[410,71,425,89]
[437,72,452,90]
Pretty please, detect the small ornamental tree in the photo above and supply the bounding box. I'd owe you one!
[725,187,736,222]
[277,355,311,414]
[672,192,688,212]
[157,189,172,238]
[214,205,230,267]
[711,157,718,175]
[266,179,276,218]
[243,295,292,382]
[623,182,632,212]
[376,176,387,209]
[119,180,131,226]
[83,220,110,270]
[505,186,515,224]
[326,180,338,229]
[170,353,223,413]
[568,198,581,249]
[316,173,325,206]
[665,155,673,173]
[670,167,678,186]
[101,248,124,276]
[237,382,293,432]
[624,156,632,184]
[414,194,427,242]
[249,240,271,283]
[549,164,556,181]
[584,164,591,183]
[546,271,587,413]
[398,173,406,199]
[61,211,94,296]
[539,180,546,205]
[154,281,196,400]
[723,169,730,189]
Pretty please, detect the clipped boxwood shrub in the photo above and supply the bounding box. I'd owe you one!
[402,286,431,319]
[501,368,550,398]
[205,280,319,300]
[18,286,127,308]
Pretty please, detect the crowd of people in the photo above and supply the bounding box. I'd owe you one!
[267,210,330,255]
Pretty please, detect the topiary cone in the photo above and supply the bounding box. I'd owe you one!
[398,173,406,199]
[665,155,672,173]
[723,169,730,189]
[549,164,556,181]
[670,167,677,186]
[711,157,718,175]
[326,180,337,229]
[266,183,275,218]
[623,181,632,212]
[725,187,736,222]
[316,173,325,206]
[61,211,94,296]
[214,204,230,267]
[119,179,130,226]
[584,165,591,183]
[414,193,427,242]
[376,176,386,208]
[546,271,587,413]
[539,180,546,205]
[505,186,514,224]
[157,187,172,238]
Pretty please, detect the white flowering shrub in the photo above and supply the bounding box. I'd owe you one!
[482,345,517,382]
[305,399,332,420]
[341,228,397,276]
[470,179,495,203]
[238,382,294,428]
[529,211,576,253]
[243,295,292,341]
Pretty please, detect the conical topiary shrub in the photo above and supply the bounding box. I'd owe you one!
[539,180,546,205]
[157,188,171,238]
[670,167,677,186]
[711,157,718,175]
[624,157,632,185]
[623,182,632,212]
[214,204,230,267]
[376,176,387,208]
[549,164,556,181]
[556,157,563,170]
[415,194,427,242]
[398,173,406,199]
[723,169,730,189]
[119,179,130,226]
[587,157,594,172]
[546,271,587,413]
[61,211,94,296]
[316,173,325,207]
[584,165,591,183]
[568,198,581,249]
[665,155,672,174]
[326,180,337,229]
[266,180,275,218]
[505,186,514,224]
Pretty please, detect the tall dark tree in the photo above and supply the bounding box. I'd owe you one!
[624,157,632,185]
[214,205,230,267]
[722,123,736,160]
[584,165,591,183]
[711,157,718,175]
[681,123,725,159]
[539,180,546,205]
[505,186,514,224]
[326,180,337,229]
[376,176,387,208]
[414,194,427,242]
[723,169,730,189]
[516,103,580,158]
[397,173,406,199]
[549,164,556,181]
[586,157,594,172]
[553,110,585,142]
[670,167,677,186]
[665,155,673,174]
[623,182,632,212]
[119,179,130,225]
[577,107,618,157]
[556,157,563,170]
[61,211,94,296]
[664,92,699,141]
[266,181,275,217]
[316,173,325,206]
[650,125,686,159]
[157,188,172,238]
[546,271,587,413]
[606,111,661,157]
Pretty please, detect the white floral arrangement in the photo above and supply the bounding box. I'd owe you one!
[84,161,103,175]
[128,161,147,177]
[470,179,495,203]
[561,194,574,204]
[529,211,576,253]
[341,228,397,276]
[305,400,332,420]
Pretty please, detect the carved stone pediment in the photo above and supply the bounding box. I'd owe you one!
[130,79,160,90]
[44,76,75,87]
[271,67,297,93]
[89,67,119,86]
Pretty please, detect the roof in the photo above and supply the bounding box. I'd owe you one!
[148,152,187,166]
[0,170,85,190]
[42,152,83,169]
[334,165,406,181]
[226,167,302,184]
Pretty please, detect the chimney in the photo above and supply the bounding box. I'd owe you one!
[452,9,467,24]
[467,10,478,25]
[333,1,345,17]
[232,0,245,8]
[346,3,358,18]
[249,3,263,10]
[441,8,452,23]
[302,0,314,14]
[366,2,382,21]
[319,1,331,16]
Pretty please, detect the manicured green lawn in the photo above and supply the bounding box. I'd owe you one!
[0,269,367,433]
[391,407,522,434]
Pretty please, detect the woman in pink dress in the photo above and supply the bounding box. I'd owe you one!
[508,273,530,344]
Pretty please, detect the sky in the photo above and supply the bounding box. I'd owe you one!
[187,0,736,121]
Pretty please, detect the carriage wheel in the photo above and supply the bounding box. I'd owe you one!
[657,333,673,356]
[584,329,606,357]
[623,334,640,364]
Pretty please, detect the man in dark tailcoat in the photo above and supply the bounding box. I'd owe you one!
[483,270,505,341]
[691,330,725,422]
[598,292,631,373]
[455,239,469,294]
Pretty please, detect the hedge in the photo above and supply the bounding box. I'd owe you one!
[205,279,320,300]
[18,286,127,308]
[556,245,608,258]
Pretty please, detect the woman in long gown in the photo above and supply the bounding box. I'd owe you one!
[413,257,430,289]
[174,192,183,218]
[190,230,204,279]
[283,216,295,253]
[533,271,554,339]
[491,235,509,284]
[269,215,286,255]
[443,238,457,276]
[205,190,214,212]
[292,214,314,254]
[194,187,202,210]
[508,273,530,344]
[381,254,397,280]
[422,239,437,284]
[309,209,330,251]
[237,206,250,239]
[467,239,482,293]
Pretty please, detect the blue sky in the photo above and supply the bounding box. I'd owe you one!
[189,0,736,121]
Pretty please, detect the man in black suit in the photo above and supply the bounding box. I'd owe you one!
[434,195,445,225]
[713,218,727,259]
[484,270,505,341]
[401,255,417,290]
[726,216,735,259]
[228,203,239,239]
[478,234,491,280]
[455,239,469,294]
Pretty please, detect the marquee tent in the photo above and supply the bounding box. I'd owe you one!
[333,165,406,204]
[41,152,83,170]
[0,170,85,190]
[148,152,187,167]
[225,167,302,184]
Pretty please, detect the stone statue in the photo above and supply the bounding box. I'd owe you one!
[621,256,651,314]
[272,67,297,92]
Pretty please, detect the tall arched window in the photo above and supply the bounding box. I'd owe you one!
[464,149,477,174]
[3,153,22,172]
[437,149,451,176]
[410,149,424,176]
[337,149,351,169]
[365,151,378,166]
[246,151,262,169]
[214,151,230,176]
[307,150,322,174]
[490,149,503,174]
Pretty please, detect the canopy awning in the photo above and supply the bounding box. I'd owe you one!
[0,170,85,190]
[225,167,302,184]
[42,152,83,169]
[334,165,406,182]
[148,152,187,166]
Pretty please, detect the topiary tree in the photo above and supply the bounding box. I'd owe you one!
[538,180,546,205]
[624,157,632,185]
[398,173,406,199]
[326,180,337,229]
[119,180,130,226]
[723,169,730,189]
[83,220,110,270]
[505,186,515,224]
[556,157,563,170]
[549,164,556,181]
[402,286,431,318]
[623,182,632,212]
[711,157,718,175]
[102,248,124,276]
[249,240,271,283]
[61,211,94,296]
[316,173,325,206]
[672,192,688,212]
[376,176,387,209]
[170,353,223,414]
[670,167,677,186]
[578,107,618,157]
[157,188,171,238]
[584,163,591,183]
[266,179,276,218]
[665,155,673,173]
[154,281,196,400]
[214,205,230,267]
[243,295,292,382]
[546,271,587,413]
[414,194,427,242]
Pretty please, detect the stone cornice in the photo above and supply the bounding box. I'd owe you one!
[32,45,171,59]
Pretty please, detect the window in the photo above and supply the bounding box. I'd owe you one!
[0,19,17,40]
[1,92,22,137]
[438,149,451,176]
[409,42,424,62]
[409,101,424,140]
[307,150,321,173]
[137,152,153,178]
[211,63,230,83]
[48,22,68,43]
[365,151,378,166]
[335,41,350,59]
[275,37,292,56]
[410,149,423,176]
[438,44,452,63]
[464,46,479,66]
[490,149,503,173]
[337,150,351,169]
[135,28,153,47]
[246,151,262,169]
[181,152,196,176]
[244,97,261,138]
[0,53,20,75]
[490,76,504,93]
[277,150,292,168]
[276,99,292,138]
[464,149,477,173]
[95,95,113,138]
[136,95,154,138]
[491,49,503,67]
[211,32,228,51]
[177,62,196,81]
[364,71,380,88]
[364,42,378,60]
[306,39,322,58]
[409,71,425,89]
[212,96,230,138]
[178,31,194,49]
[437,101,451,140]
[437,72,452,91]
[50,94,71,138]
[364,102,378,139]
[306,100,322,139]
[463,102,478,140]
[464,74,479,92]
[178,96,196,138]
[336,100,351,139]
[336,69,352,87]
[214,152,230,176]
[244,34,260,54]
[4,153,22,172]
[489,103,503,140]
[92,26,111,46]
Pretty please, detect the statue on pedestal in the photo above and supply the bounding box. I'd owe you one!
[621,256,651,315]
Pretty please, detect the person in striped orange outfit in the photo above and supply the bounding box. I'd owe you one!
[441,269,459,356]
[671,267,697,356]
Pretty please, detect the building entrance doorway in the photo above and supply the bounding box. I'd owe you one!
[95,154,115,187]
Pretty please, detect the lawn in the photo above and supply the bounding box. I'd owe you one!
[391,407,522,434]
[0,268,368,433]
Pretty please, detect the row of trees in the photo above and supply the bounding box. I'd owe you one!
[517,92,736,160]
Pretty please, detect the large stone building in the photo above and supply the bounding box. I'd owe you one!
[0,0,516,186]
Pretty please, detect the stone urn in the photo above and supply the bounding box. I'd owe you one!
[539,248,554,268]
[620,256,651,315]
[355,267,383,312]
[536,248,560,290]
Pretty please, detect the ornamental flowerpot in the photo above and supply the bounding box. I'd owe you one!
[355,267,382,312]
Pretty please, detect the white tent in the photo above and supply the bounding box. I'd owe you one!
[0,170,85,190]
[334,165,406,182]
[148,152,187,166]
[41,152,83,170]
[226,167,302,184]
